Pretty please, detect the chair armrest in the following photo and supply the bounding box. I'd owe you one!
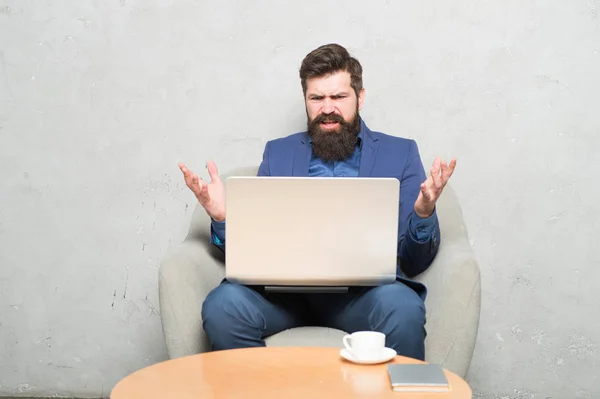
[416,229,481,378]
[158,237,225,358]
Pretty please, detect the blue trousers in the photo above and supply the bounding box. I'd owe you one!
[201,280,427,360]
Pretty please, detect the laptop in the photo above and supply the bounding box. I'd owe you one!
[224,176,400,291]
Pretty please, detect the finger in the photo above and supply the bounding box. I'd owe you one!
[206,160,220,183]
[420,182,432,201]
[431,157,442,174]
[421,174,432,190]
[430,164,443,188]
[187,173,204,195]
[441,158,457,182]
[440,160,448,180]
[178,163,191,176]
[448,158,457,174]
[179,164,199,186]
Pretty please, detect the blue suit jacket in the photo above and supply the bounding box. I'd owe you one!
[253,120,440,299]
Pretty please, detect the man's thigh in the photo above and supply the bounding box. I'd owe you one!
[202,280,312,339]
[311,281,425,326]
[308,282,427,358]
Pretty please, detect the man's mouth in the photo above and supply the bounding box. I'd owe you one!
[320,120,340,129]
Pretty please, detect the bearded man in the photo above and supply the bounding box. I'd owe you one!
[178,43,456,360]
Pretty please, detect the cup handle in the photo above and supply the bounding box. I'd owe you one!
[342,334,355,356]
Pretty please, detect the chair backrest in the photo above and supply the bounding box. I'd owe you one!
[412,184,481,376]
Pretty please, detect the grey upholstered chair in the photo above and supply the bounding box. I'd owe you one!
[158,166,481,378]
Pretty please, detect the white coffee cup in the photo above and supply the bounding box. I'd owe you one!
[342,331,386,360]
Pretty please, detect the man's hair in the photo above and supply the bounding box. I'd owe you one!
[299,43,363,98]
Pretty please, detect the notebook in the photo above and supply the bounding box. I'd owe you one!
[386,363,450,393]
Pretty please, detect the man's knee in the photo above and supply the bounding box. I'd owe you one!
[368,283,426,358]
[201,283,263,339]
[370,283,425,325]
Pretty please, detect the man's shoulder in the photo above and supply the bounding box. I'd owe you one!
[265,131,307,148]
[367,129,417,148]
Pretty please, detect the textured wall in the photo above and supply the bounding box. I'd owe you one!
[1,0,599,397]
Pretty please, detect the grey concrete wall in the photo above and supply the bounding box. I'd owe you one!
[1,0,598,397]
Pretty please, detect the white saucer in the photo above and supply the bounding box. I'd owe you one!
[340,347,397,365]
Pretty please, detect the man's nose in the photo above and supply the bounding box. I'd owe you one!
[322,99,334,114]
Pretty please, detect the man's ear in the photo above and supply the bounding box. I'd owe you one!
[357,88,366,111]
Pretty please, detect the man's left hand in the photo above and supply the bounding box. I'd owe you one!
[414,157,457,218]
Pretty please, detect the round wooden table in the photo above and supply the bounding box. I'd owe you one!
[111,347,471,398]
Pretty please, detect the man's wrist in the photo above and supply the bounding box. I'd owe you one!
[409,207,438,243]
[211,213,226,223]
[414,205,434,219]
[210,218,226,243]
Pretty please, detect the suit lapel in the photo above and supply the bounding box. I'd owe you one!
[359,127,379,177]
[292,140,312,177]
[288,123,378,177]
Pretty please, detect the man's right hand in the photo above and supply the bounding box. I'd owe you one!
[178,160,226,222]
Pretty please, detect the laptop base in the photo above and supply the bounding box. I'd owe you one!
[264,286,349,294]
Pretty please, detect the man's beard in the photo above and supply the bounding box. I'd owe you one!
[307,110,361,162]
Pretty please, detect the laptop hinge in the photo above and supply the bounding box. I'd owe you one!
[264,286,349,294]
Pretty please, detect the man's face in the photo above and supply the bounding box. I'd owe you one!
[305,71,365,162]
[305,70,364,130]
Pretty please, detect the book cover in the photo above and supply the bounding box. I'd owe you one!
[387,363,450,393]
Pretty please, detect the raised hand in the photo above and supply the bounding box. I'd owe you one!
[178,160,226,222]
[414,157,457,218]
